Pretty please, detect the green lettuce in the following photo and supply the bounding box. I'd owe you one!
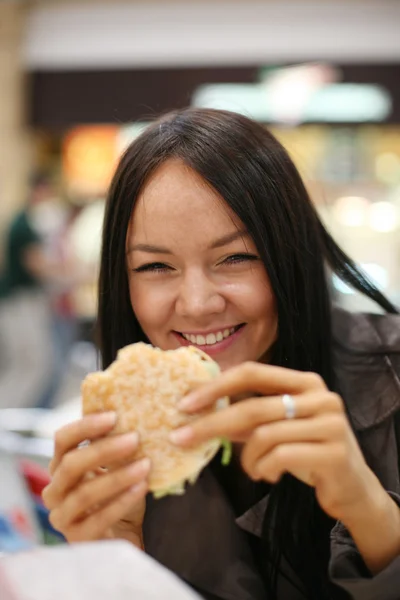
[220,438,232,466]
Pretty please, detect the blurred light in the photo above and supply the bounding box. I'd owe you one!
[68,199,105,265]
[362,263,389,290]
[375,152,400,185]
[62,126,118,196]
[332,274,354,295]
[304,84,391,123]
[192,79,392,124]
[389,185,400,207]
[117,122,150,154]
[261,63,338,124]
[192,84,268,121]
[368,201,399,232]
[333,196,369,227]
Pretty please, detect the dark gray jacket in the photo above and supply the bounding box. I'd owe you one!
[144,308,400,600]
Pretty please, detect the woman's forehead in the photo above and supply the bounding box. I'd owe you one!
[129,159,243,240]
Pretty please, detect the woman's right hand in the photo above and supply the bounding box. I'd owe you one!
[42,412,150,546]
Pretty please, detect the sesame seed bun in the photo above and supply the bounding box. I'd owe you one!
[81,343,229,497]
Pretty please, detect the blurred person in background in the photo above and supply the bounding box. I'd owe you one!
[44,202,85,406]
[43,109,400,600]
[0,173,82,410]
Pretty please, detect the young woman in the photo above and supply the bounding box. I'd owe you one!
[43,108,400,600]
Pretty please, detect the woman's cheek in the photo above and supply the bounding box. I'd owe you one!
[129,282,174,341]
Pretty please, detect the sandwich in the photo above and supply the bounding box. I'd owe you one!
[81,343,231,498]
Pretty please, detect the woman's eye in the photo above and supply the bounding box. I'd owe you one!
[222,253,259,265]
[133,262,171,273]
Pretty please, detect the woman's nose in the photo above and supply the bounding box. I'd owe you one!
[175,274,225,319]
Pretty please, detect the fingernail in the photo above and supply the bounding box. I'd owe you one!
[118,432,139,446]
[178,395,196,411]
[169,426,193,445]
[129,481,147,494]
[128,458,151,477]
[95,411,117,425]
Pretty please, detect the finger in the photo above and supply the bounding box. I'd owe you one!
[252,442,336,485]
[51,413,117,475]
[43,432,139,509]
[241,413,348,478]
[49,458,150,531]
[170,392,343,447]
[65,482,148,542]
[179,363,326,412]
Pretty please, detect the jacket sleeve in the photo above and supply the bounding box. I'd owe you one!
[329,492,400,600]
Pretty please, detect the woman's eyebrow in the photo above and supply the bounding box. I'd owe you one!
[210,229,248,249]
[127,230,248,255]
[127,243,172,254]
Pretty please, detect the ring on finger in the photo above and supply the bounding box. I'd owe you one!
[281,394,297,419]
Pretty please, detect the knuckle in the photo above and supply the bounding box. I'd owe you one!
[273,445,290,464]
[328,414,347,437]
[326,392,344,412]
[241,361,256,378]
[252,424,270,445]
[245,401,264,422]
[41,484,54,509]
[75,485,94,510]
[59,453,77,481]
[304,372,324,389]
[314,392,343,414]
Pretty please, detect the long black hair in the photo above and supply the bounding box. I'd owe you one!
[97,108,397,599]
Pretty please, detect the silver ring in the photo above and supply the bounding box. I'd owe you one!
[281,394,296,419]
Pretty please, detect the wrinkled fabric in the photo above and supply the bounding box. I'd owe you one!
[144,308,400,600]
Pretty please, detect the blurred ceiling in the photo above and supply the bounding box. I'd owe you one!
[23,1,400,70]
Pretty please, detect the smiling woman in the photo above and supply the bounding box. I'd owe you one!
[125,159,277,370]
[43,108,400,600]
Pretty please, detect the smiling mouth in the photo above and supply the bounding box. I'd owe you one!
[175,324,245,347]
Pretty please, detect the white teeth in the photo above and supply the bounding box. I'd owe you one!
[206,333,217,345]
[181,327,239,346]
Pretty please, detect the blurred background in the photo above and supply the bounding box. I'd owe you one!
[0,0,399,553]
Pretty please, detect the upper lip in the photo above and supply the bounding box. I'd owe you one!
[176,325,243,336]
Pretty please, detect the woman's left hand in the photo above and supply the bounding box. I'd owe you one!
[170,362,380,526]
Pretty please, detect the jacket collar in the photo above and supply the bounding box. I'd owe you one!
[332,307,400,431]
[331,306,400,355]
